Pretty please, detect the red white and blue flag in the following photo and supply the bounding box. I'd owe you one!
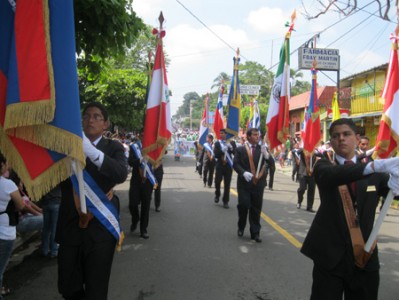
[302,68,321,154]
[142,12,171,165]
[249,100,260,130]
[199,95,209,146]
[213,84,225,140]
[0,0,84,200]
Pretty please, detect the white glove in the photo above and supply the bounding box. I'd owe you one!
[388,174,399,196]
[243,171,253,182]
[261,145,270,159]
[374,157,399,176]
[83,133,103,167]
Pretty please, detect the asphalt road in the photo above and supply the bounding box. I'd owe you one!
[4,150,399,300]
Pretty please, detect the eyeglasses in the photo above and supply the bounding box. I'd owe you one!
[82,114,104,122]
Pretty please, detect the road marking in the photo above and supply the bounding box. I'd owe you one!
[230,188,303,249]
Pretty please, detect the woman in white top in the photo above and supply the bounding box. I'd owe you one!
[0,152,25,300]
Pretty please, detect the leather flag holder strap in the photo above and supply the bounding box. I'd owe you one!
[244,144,265,185]
[338,185,376,268]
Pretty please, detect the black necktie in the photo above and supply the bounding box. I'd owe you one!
[344,160,356,194]
[252,145,256,157]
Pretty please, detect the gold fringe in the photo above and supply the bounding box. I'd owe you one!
[0,128,73,201]
[4,99,55,129]
[7,125,85,164]
[116,231,125,252]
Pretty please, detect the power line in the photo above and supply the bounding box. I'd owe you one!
[175,0,249,61]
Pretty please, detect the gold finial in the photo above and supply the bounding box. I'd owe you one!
[236,48,240,58]
[291,10,297,23]
[148,51,152,63]
[312,60,317,70]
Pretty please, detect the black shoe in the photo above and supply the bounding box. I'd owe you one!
[223,203,229,209]
[252,235,262,243]
[208,185,212,188]
[214,197,219,203]
[140,232,149,239]
[269,187,273,191]
[237,229,244,237]
[130,222,138,232]
[296,203,301,209]
[306,208,316,213]
[155,207,161,212]
[292,175,295,181]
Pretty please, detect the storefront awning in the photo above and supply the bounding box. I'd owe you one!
[348,111,382,120]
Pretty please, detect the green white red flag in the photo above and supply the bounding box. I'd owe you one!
[266,11,296,150]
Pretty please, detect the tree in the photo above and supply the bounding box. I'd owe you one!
[74,0,145,76]
[301,0,398,21]
[79,68,147,130]
[211,72,231,90]
[174,92,201,119]
[290,68,311,96]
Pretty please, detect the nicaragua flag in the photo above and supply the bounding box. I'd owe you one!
[142,12,171,166]
[266,11,296,151]
[373,32,399,159]
[249,100,261,130]
[302,68,321,155]
[213,84,225,140]
[198,96,209,146]
[0,0,84,200]
[225,52,241,140]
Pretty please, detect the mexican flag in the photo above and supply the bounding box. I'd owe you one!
[266,13,295,150]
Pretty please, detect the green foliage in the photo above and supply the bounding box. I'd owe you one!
[79,68,147,130]
[74,0,145,76]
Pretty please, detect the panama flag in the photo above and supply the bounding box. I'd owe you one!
[0,0,84,200]
[225,50,241,140]
[142,12,171,165]
[373,32,399,159]
[213,84,225,140]
[249,100,261,130]
[266,11,296,150]
[199,96,209,146]
[302,68,321,154]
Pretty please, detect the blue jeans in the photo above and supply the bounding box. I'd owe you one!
[0,238,15,300]
[16,214,43,233]
[41,203,60,256]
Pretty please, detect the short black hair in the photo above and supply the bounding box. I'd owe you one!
[329,118,357,136]
[0,151,6,165]
[207,134,214,140]
[360,135,369,141]
[220,129,226,133]
[82,102,109,121]
[246,127,259,137]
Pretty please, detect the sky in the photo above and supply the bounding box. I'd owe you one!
[133,0,397,116]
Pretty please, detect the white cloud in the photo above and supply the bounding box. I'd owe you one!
[246,7,291,36]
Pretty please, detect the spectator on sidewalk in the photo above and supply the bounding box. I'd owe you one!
[40,186,61,258]
[0,152,26,300]
[8,171,43,234]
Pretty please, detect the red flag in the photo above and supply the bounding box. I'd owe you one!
[142,12,171,165]
[373,33,399,159]
[213,85,225,140]
[302,69,321,154]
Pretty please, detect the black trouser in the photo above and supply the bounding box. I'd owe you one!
[203,160,215,187]
[58,236,116,300]
[214,164,233,203]
[292,163,299,180]
[297,175,315,209]
[237,186,264,238]
[310,259,379,300]
[129,179,153,233]
[265,166,275,189]
[154,166,164,209]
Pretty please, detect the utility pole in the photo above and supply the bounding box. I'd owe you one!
[190,101,192,131]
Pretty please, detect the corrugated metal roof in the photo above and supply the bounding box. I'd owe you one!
[289,86,337,110]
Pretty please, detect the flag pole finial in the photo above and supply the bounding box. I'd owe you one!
[236,48,240,58]
[158,12,164,29]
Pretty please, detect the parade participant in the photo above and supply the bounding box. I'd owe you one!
[265,153,276,191]
[41,185,61,258]
[153,157,164,212]
[201,134,215,188]
[291,143,300,181]
[357,136,374,163]
[213,129,236,208]
[296,149,317,212]
[301,118,399,300]
[233,128,269,242]
[0,153,26,300]
[56,102,128,300]
[128,130,157,239]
